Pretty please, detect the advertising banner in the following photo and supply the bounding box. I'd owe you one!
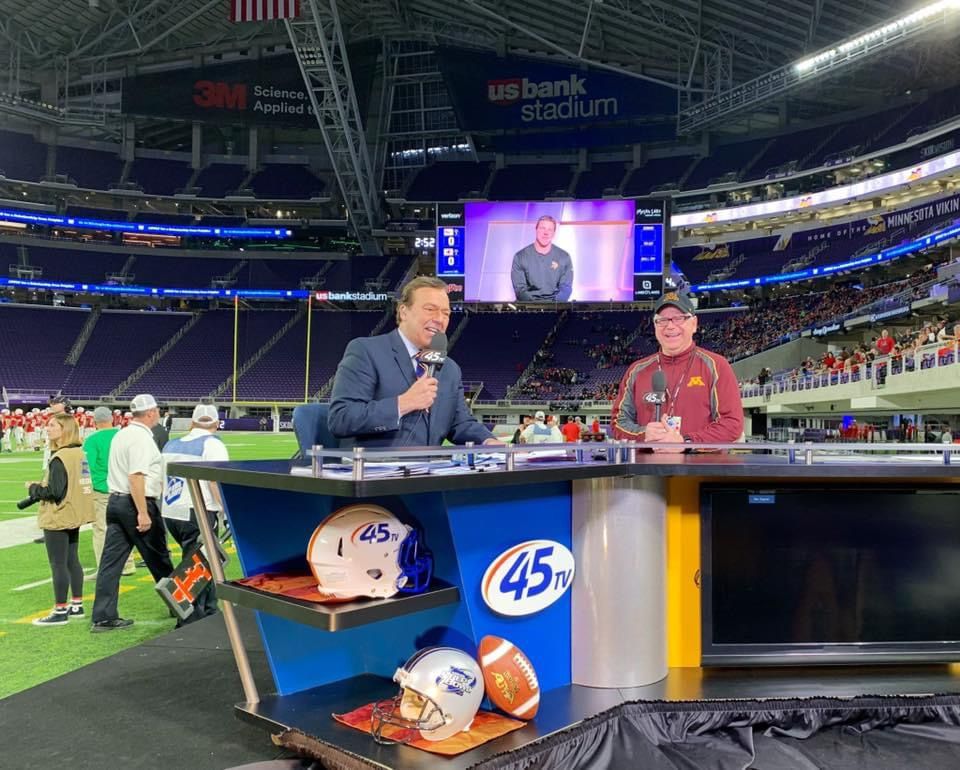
[122,55,315,127]
[436,48,676,133]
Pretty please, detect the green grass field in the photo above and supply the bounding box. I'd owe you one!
[0,431,297,699]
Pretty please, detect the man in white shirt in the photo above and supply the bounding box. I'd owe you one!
[520,410,564,444]
[161,403,229,622]
[91,394,174,632]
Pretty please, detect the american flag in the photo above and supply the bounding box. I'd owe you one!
[230,0,301,23]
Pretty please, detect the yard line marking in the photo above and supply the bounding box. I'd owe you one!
[13,568,98,592]
[14,586,136,622]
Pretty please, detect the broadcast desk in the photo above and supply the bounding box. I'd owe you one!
[169,444,960,769]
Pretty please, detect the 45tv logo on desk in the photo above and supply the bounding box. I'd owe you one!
[482,540,575,616]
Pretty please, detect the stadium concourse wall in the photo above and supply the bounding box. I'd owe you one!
[729,337,828,379]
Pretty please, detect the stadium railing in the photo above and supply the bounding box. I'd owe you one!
[739,339,960,400]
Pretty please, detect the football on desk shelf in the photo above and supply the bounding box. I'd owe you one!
[478,635,540,720]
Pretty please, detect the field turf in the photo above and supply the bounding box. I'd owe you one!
[0,431,297,699]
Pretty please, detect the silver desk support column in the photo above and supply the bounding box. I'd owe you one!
[571,475,667,687]
[188,478,260,706]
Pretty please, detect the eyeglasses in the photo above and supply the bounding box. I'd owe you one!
[653,314,693,327]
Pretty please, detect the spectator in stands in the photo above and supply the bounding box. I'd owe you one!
[520,411,563,444]
[511,215,573,302]
[84,407,135,578]
[161,403,230,623]
[591,418,600,435]
[328,277,499,448]
[876,329,895,355]
[612,292,743,450]
[92,394,174,632]
[27,413,95,626]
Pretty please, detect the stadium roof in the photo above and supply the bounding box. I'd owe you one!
[1,1,956,95]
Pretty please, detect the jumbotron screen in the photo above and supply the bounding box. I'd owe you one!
[435,199,666,303]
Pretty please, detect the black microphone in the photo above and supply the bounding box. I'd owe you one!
[420,331,448,378]
[644,370,668,422]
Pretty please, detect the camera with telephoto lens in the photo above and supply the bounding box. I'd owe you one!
[17,494,39,510]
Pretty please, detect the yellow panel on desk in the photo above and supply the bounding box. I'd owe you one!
[666,476,702,668]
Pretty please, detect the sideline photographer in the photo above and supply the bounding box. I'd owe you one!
[23,413,94,626]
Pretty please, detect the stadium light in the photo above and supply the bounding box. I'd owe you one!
[795,0,960,75]
[680,0,960,132]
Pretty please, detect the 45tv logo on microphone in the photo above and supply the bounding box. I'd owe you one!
[482,540,575,616]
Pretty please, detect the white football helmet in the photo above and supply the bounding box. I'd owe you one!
[371,647,484,743]
[306,504,431,600]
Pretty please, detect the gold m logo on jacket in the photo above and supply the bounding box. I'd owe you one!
[687,376,705,387]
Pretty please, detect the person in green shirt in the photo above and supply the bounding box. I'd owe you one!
[84,407,135,576]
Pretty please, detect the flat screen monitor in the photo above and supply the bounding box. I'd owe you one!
[435,199,666,303]
[701,485,960,665]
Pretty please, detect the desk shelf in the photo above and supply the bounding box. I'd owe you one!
[217,579,460,632]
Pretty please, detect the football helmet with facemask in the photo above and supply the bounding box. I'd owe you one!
[371,647,484,743]
[306,504,432,600]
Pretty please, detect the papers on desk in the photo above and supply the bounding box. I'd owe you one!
[290,455,504,479]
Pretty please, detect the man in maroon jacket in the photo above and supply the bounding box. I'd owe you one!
[611,292,743,450]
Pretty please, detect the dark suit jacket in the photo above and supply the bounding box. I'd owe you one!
[328,329,493,448]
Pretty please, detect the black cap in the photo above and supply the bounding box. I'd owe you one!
[654,292,696,315]
[48,395,73,413]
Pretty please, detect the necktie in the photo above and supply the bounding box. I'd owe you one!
[414,352,427,379]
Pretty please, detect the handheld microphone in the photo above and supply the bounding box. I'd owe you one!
[643,370,668,422]
[420,331,448,378]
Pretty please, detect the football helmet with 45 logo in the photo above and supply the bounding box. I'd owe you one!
[306,504,432,599]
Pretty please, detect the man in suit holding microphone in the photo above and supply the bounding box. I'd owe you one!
[611,291,743,451]
[329,276,500,448]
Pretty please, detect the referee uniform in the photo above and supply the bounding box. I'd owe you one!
[92,394,174,630]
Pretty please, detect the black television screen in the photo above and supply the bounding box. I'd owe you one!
[701,485,960,665]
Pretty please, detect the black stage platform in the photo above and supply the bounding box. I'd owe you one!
[8,608,960,769]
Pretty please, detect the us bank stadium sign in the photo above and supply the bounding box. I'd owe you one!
[315,290,390,303]
[437,48,675,132]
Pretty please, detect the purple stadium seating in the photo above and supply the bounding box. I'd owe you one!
[574,162,628,198]
[235,309,384,400]
[487,164,573,201]
[124,309,296,399]
[127,255,240,288]
[750,124,834,176]
[404,162,492,201]
[683,139,768,189]
[250,164,324,199]
[452,312,559,399]
[3,243,128,285]
[195,163,248,198]
[129,156,194,196]
[62,310,193,398]
[0,131,46,183]
[622,156,695,195]
[0,305,87,391]
[54,146,123,190]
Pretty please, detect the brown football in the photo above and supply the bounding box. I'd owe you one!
[477,635,540,720]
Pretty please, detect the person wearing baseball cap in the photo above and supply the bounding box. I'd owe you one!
[83,406,136,578]
[519,409,563,445]
[611,292,743,451]
[91,394,174,632]
[160,404,229,622]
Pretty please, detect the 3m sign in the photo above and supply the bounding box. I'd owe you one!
[193,80,248,110]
